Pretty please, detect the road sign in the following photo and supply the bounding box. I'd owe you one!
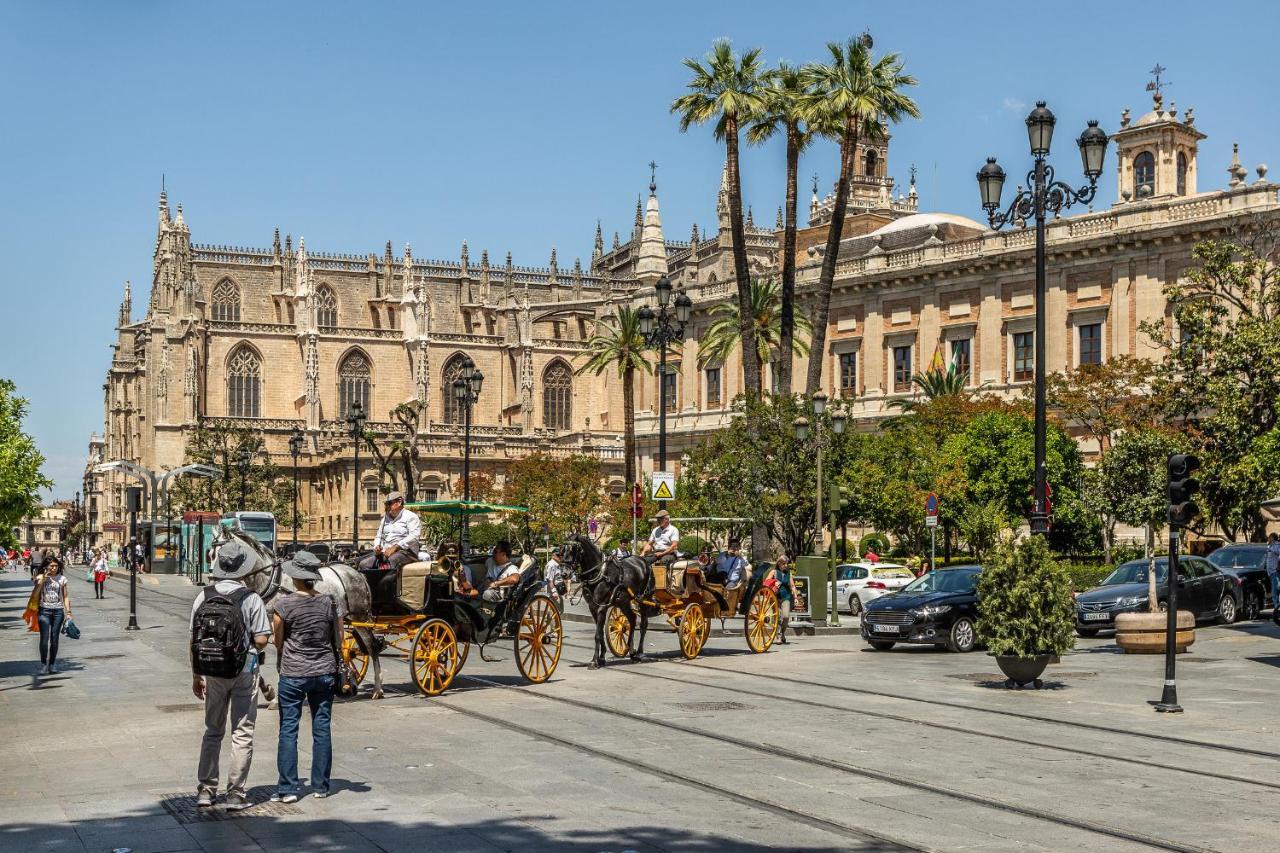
[925,515,939,528]
[925,493,939,517]
[652,472,676,501]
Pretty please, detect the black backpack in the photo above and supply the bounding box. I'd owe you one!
[191,587,251,678]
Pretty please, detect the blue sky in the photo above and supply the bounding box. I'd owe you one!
[3,0,1277,500]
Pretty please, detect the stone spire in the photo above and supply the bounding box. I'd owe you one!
[272,227,282,261]
[460,241,470,279]
[572,257,583,299]
[612,231,621,250]
[119,281,132,327]
[717,162,731,232]
[593,220,604,263]
[479,249,491,303]
[809,173,820,225]
[548,248,559,287]
[174,203,187,231]
[775,206,784,230]
[635,175,669,287]
[158,187,170,226]
[746,205,755,229]
[634,195,643,234]
[691,222,700,246]
[1228,143,1249,188]
[504,251,514,301]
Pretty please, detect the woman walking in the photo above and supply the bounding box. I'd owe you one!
[766,554,798,645]
[35,556,73,673]
[270,552,340,803]
[91,549,110,598]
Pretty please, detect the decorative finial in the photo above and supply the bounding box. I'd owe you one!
[691,222,699,245]
[811,173,819,196]
[775,206,783,230]
[746,206,755,228]
[613,231,620,250]
[649,160,658,195]
[634,196,643,229]
[858,29,873,50]
[1146,63,1170,109]
[909,164,917,186]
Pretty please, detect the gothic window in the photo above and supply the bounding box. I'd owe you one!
[226,345,261,417]
[1176,152,1188,196]
[338,350,371,419]
[542,359,572,431]
[316,285,338,329]
[210,279,240,322]
[442,354,469,425]
[1134,151,1156,197]
[864,149,878,178]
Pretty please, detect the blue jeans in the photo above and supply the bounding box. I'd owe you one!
[38,608,65,666]
[277,673,335,795]
[1270,573,1279,613]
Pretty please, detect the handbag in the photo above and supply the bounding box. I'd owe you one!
[330,599,357,697]
[62,619,81,640]
[763,576,779,592]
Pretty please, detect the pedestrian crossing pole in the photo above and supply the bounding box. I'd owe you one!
[125,487,142,632]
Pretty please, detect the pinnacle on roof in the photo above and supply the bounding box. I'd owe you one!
[635,178,668,286]
[593,220,604,259]
[775,206,783,230]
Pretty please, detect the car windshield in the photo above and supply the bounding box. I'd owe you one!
[1207,547,1264,570]
[1103,560,1168,585]
[901,570,978,594]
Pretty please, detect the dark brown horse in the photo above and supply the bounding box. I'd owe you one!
[560,533,654,668]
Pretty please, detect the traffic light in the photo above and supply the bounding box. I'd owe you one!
[829,482,851,514]
[1167,454,1200,527]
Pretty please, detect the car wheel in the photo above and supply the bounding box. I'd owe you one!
[848,594,862,616]
[1217,593,1237,625]
[1076,627,1100,638]
[868,640,895,651]
[1243,590,1261,621]
[946,617,977,653]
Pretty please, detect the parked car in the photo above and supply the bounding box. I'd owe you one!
[1206,544,1271,620]
[1074,556,1243,636]
[836,562,916,615]
[860,565,983,653]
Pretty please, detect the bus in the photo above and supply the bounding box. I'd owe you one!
[220,512,278,554]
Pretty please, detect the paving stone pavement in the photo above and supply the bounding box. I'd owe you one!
[2,568,1279,852]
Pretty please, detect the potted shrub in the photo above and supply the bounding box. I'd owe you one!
[975,536,1076,688]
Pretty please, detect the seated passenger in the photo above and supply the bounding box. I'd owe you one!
[640,510,680,566]
[357,492,421,608]
[481,541,521,605]
[706,538,747,587]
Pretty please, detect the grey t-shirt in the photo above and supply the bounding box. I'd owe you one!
[271,593,338,678]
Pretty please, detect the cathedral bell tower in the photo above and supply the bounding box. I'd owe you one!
[1112,67,1205,204]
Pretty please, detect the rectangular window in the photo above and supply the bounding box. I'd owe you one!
[892,345,912,392]
[1013,331,1034,382]
[661,366,678,411]
[365,487,379,513]
[705,367,721,409]
[422,488,439,503]
[950,339,971,383]
[838,352,857,396]
[1079,323,1102,365]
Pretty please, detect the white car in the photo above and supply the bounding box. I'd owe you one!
[836,562,916,615]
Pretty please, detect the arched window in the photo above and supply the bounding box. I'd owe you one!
[864,149,878,178]
[441,354,469,425]
[542,360,572,431]
[210,279,240,322]
[1134,151,1156,197]
[226,345,261,417]
[316,285,337,329]
[1176,152,1188,196]
[338,350,371,419]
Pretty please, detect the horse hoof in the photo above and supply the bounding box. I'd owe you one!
[372,691,384,700]
[267,701,278,711]
[587,660,601,670]
[629,653,648,663]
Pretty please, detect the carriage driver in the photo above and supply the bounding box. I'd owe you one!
[358,492,421,608]
[641,510,681,566]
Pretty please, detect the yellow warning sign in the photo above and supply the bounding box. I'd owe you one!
[651,472,676,501]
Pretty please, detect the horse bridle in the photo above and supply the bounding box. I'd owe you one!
[568,542,606,586]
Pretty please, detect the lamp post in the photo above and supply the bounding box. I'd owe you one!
[977,102,1108,535]
[288,425,305,549]
[452,357,485,554]
[235,445,255,512]
[637,276,693,487]
[346,401,367,553]
[793,400,846,626]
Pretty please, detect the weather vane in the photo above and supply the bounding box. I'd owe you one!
[811,173,819,195]
[1145,64,1171,99]
[649,160,657,193]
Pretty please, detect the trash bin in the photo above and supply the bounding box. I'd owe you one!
[796,555,828,628]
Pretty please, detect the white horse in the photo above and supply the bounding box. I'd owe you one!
[209,529,387,700]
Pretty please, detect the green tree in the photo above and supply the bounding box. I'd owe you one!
[167,424,297,527]
[800,33,920,394]
[502,453,606,541]
[1044,356,1160,456]
[672,39,766,397]
[696,277,811,385]
[886,363,972,413]
[748,62,814,396]
[975,536,1077,658]
[0,379,50,536]
[362,403,422,500]
[577,307,651,485]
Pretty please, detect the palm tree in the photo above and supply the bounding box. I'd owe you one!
[672,39,766,398]
[801,34,920,395]
[747,62,813,396]
[697,277,812,388]
[887,363,971,412]
[576,307,651,485]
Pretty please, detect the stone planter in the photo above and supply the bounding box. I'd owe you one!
[1115,610,1195,654]
[994,654,1052,688]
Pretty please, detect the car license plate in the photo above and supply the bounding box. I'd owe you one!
[872,623,900,633]
[1082,612,1110,621]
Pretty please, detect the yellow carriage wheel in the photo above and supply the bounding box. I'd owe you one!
[341,628,370,686]
[606,606,632,658]
[410,619,459,697]
[515,595,563,684]
[745,586,780,653]
[678,602,709,660]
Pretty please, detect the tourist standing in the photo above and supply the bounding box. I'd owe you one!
[34,556,72,673]
[766,555,798,645]
[190,539,272,810]
[1266,532,1280,625]
[270,552,340,802]
[92,549,110,598]
[30,547,45,581]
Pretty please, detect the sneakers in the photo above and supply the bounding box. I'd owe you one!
[196,790,214,808]
[310,791,328,799]
[269,793,298,804]
[222,792,251,811]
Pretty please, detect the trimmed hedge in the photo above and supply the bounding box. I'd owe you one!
[1059,561,1114,591]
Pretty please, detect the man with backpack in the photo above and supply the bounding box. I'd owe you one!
[189,538,272,810]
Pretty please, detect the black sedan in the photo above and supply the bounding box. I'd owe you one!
[861,566,982,653]
[1207,544,1272,620]
[1075,556,1243,636]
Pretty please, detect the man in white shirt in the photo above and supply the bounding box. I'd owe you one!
[358,492,421,609]
[482,541,522,604]
[643,510,681,565]
[708,537,747,587]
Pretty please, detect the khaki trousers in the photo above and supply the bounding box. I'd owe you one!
[197,669,259,796]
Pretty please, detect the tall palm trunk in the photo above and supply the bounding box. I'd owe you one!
[726,118,761,398]
[623,363,637,485]
[805,117,859,395]
[777,122,800,396]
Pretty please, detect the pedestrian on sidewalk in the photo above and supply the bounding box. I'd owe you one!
[1265,532,1280,625]
[190,539,272,811]
[765,555,797,645]
[91,549,110,598]
[34,556,72,674]
[270,552,341,803]
[30,547,46,581]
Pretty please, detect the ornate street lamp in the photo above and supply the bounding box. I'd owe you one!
[346,400,366,552]
[453,357,484,553]
[235,446,255,512]
[288,425,305,548]
[637,276,692,492]
[977,102,1108,535]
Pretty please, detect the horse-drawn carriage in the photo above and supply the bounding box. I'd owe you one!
[340,500,563,697]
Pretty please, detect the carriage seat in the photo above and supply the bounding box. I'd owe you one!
[397,561,436,612]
